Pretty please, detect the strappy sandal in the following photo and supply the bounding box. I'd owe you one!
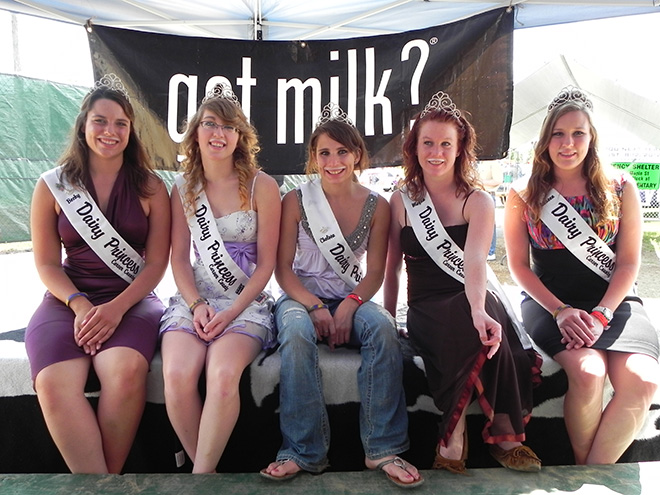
[259,459,300,481]
[433,429,469,475]
[375,456,425,488]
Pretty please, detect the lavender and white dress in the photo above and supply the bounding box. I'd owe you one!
[159,175,275,348]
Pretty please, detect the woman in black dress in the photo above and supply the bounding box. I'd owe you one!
[504,86,659,464]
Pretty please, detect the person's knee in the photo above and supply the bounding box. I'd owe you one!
[277,305,315,346]
[615,372,658,407]
[354,303,398,344]
[100,354,148,396]
[205,364,242,399]
[35,374,69,408]
[565,358,607,396]
[163,362,199,397]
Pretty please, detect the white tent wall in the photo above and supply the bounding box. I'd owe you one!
[511,55,660,150]
[1,1,659,40]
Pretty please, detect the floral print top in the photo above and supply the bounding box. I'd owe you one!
[524,175,626,250]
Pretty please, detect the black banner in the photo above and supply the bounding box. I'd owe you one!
[87,8,513,175]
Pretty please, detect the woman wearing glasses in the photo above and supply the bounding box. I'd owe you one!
[159,84,281,473]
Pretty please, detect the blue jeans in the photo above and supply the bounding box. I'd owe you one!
[274,295,409,473]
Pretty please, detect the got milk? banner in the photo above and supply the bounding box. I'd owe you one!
[87,8,513,175]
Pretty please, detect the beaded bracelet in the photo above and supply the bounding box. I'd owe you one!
[188,297,209,312]
[307,303,329,313]
[552,303,572,321]
[346,293,364,306]
[66,291,89,307]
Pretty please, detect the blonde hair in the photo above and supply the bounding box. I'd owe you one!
[179,98,261,215]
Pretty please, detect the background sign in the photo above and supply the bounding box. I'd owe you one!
[611,162,660,190]
[88,8,513,175]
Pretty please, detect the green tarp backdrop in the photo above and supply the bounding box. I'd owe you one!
[0,73,179,243]
[0,74,86,242]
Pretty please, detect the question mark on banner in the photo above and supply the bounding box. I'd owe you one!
[401,39,429,106]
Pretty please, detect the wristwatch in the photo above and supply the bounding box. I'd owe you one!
[591,305,614,324]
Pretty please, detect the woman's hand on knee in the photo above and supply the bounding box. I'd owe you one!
[311,308,335,346]
[557,308,597,350]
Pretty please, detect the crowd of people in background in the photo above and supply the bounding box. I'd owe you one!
[23,74,658,487]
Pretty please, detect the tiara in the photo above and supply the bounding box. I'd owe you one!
[91,73,130,100]
[547,86,593,112]
[420,91,462,121]
[316,102,354,128]
[202,82,240,106]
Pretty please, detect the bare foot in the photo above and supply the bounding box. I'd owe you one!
[260,459,302,480]
[366,455,423,486]
[438,433,465,460]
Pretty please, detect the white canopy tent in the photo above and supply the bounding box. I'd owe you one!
[511,55,660,151]
[1,1,659,151]
[1,0,659,40]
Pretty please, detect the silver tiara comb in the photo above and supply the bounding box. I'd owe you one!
[420,91,462,121]
[91,73,130,100]
[202,82,241,106]
[547,86,593,113]
[316,102,354,127]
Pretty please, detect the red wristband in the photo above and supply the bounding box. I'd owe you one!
[590,310,609,327]
[346,293,364,306]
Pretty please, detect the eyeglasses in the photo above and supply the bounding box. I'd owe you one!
[199,121,239,134]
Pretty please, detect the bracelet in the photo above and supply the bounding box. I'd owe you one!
[307,303,329,313]
[591,310,609,327]
[346,293,364,306]
[188,297,209,312]
[66,292,88,307]
[552,304,572,321]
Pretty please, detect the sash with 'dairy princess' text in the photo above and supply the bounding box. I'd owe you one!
[401,186,533,349]
[512,179,615,282]
[299,179,364,289]
[175,175,267,303]
[42,167,144,283]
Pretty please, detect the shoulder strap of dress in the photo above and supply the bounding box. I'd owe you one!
[249,171,262,210]
[461,189,477,221]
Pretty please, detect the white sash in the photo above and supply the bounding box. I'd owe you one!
[42,167,144,283]
[299,179,364,289]
[512,179,615,281]
[175,175,267,303]
[401,187,533,349]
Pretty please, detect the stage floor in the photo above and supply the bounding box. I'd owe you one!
[2,462,659,494]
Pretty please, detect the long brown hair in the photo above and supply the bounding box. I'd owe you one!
[58,87,156,197]
[305,120,370,178]
[401,108,479,202]
[525,101,619,224]
[179,97,261,215]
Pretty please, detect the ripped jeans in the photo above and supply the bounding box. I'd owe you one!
[273,295,409,473]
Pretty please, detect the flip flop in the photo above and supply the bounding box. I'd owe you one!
[375,456,425,489]
[259,459,300,481]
